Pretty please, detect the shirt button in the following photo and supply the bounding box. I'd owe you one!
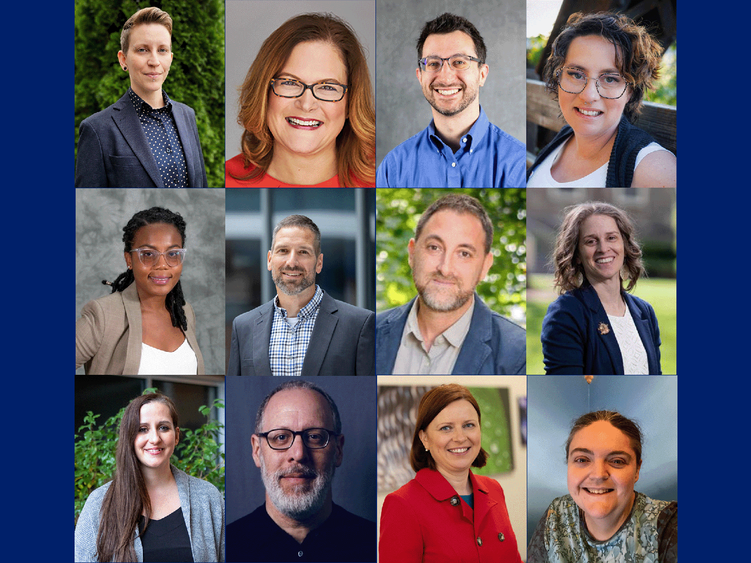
[462,137,467,143]
[451,162,456,167]
[498,532,505,541]
[298,551,303,557]
[477,537,482,546]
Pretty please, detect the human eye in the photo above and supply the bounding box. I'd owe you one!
[423,58,441,71]
[601,73,623,85]
[566,69,585,81]
[139,249,157,258]
[463,422,476,428]
[450,56,470,70]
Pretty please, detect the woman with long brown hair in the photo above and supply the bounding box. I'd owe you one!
[75,392,224,562]
[225,12,375,187]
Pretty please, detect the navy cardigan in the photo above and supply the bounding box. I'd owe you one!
[540,284,662,375]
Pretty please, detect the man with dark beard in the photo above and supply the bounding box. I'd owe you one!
[228,214,375,375]
[226,380,376,561]
[376,194,525,374]
[376,12,525,187]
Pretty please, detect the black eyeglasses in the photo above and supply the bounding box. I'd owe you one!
[418,54,482,72]
[270,79,348,102]
[257,428,339,450]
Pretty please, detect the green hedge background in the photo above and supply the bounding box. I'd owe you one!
[74,0,225,187]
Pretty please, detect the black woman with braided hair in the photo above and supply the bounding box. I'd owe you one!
[76,207,205,375]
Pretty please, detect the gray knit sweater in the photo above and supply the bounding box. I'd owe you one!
[75,465,225,562]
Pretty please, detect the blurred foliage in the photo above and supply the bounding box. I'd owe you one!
[376,189,526,326]
[527,35,548,70]
[74,0,225,186]
[74,388,225,525]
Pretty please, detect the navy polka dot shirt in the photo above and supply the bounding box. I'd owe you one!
[128,88,190,187]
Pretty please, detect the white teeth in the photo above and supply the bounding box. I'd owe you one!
[437,88,460,95]
[287,117,322,127]
[585,488,611,494]
[595,257,614,264]
[578,108,601,116]
[448,447,470,453]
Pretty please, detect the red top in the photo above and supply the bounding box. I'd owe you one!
[225,154,342,187]
[379,468,523,563]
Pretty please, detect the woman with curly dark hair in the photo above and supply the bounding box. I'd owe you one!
[541,201,661,374]
[76,207,204,375]
[527,12,675,187]
[75,392,224,561]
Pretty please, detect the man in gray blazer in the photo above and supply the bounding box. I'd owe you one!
[228,215,375,376]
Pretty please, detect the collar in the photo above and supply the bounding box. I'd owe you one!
[404,297,475,348]
[415,467,489,501]
[127,87,172,114]
[428,106,490,151]
[273,285,324,319]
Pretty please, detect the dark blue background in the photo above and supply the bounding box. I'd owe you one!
[4,3,737,561]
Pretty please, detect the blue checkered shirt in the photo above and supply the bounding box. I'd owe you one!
[269,285,324,376]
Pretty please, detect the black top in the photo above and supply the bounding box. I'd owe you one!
[138,507,194,562]
[226,503,376,562]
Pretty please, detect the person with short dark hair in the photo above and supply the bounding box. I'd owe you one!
[226,380,376,562]
[228,214,375,375]
[376,194,525,374]
[76,207,204,375]
[527,12,676,187]
[74,393,224,562]
[527,410,677,562]
[541,201,661,374]
[75,7,207,187]
[379,384,523,562]
[376,13,525,187]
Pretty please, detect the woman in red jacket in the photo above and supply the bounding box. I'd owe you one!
[379,384,523,562]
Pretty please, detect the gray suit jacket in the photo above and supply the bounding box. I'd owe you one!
[228,291,375,376]
[75,90,207,187]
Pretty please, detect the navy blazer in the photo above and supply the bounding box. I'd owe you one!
[541,284,662,375]
[75,91,208,187]
[376,294,526,375]
[227,291,375,376]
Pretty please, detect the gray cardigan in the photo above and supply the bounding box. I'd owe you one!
[75,465,225,562]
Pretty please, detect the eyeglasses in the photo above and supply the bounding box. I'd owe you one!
[257,428,338,450]
[269,78,348,102]
[557,67,631,99]
[418,54,482,72]
[129,247,187,267]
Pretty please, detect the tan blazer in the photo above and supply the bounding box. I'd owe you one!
[76,283,205,375]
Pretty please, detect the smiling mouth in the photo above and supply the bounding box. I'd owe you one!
[149,275,171,284]
[576,107,603,117]
[286,117,323,128]
[583,487,613,495]
[595,257,614,264]
[144,448,164,455]
[448,447,471,453]
[435,87,461,96]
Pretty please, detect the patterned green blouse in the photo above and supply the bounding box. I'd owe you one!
[528,492,677,562]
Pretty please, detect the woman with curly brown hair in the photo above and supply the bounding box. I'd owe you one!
[226,13,375,187]
[527,12,675,187]
[541,201,661,374]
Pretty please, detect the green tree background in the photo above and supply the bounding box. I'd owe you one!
[74,0,225,187]
[376,189,526,327]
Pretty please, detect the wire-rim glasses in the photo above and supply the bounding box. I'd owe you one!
[129,248,187,267]
[418,54,482,72]
[270,78,348,102]
[257,428,339,450]
[557,67,631,99]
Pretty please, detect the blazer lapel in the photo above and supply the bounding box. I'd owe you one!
[252,303,274,376]
[172,103,199,187]
[581,286,624,374]
[377,300,412,375]
[122,284,143,375]
[470,472,497,531]
[624,294,660,374]
[301,293,338,376]
[452,295,492,374]
[110,93,163,186]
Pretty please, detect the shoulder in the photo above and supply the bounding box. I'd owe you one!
[330,503,376,531]
[324,294,373,320]
[546,289,589,315]
[233,300,273,327]
[170,99,196,116]
[376,300,413,329]
[632,146,676,187]
[81,290,126,316]
[379,127,432,170]
[227,503,268,534]
[624,292,657,316]
[176,467,222,498]
[487,122,525,153]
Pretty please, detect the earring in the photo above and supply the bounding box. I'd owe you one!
[123,66,128,71]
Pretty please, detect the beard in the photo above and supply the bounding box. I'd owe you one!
[272,267,315,297]
[423,79,480,117]
[259,457,335,521]
[413,272,476,312]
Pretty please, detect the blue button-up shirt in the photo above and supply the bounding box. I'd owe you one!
[376,107,526,187]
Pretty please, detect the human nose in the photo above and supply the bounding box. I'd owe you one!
[146,427,161,443]
[590,459,609,480]
[286,433,309,461]
[295,87,319,111]
[579,76,600,101]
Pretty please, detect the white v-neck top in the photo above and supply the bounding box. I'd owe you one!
[138,338,197,375]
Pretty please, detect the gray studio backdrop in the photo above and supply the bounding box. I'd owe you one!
[526,375,678,545]
[75,188,226,375]
[376,0,526,167]
[225,376,377,525]
[225,0,376,161]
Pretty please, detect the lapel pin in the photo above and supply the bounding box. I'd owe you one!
[598,322,610,335]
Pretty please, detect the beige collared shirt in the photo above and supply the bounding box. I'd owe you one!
[391,298,475,374]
